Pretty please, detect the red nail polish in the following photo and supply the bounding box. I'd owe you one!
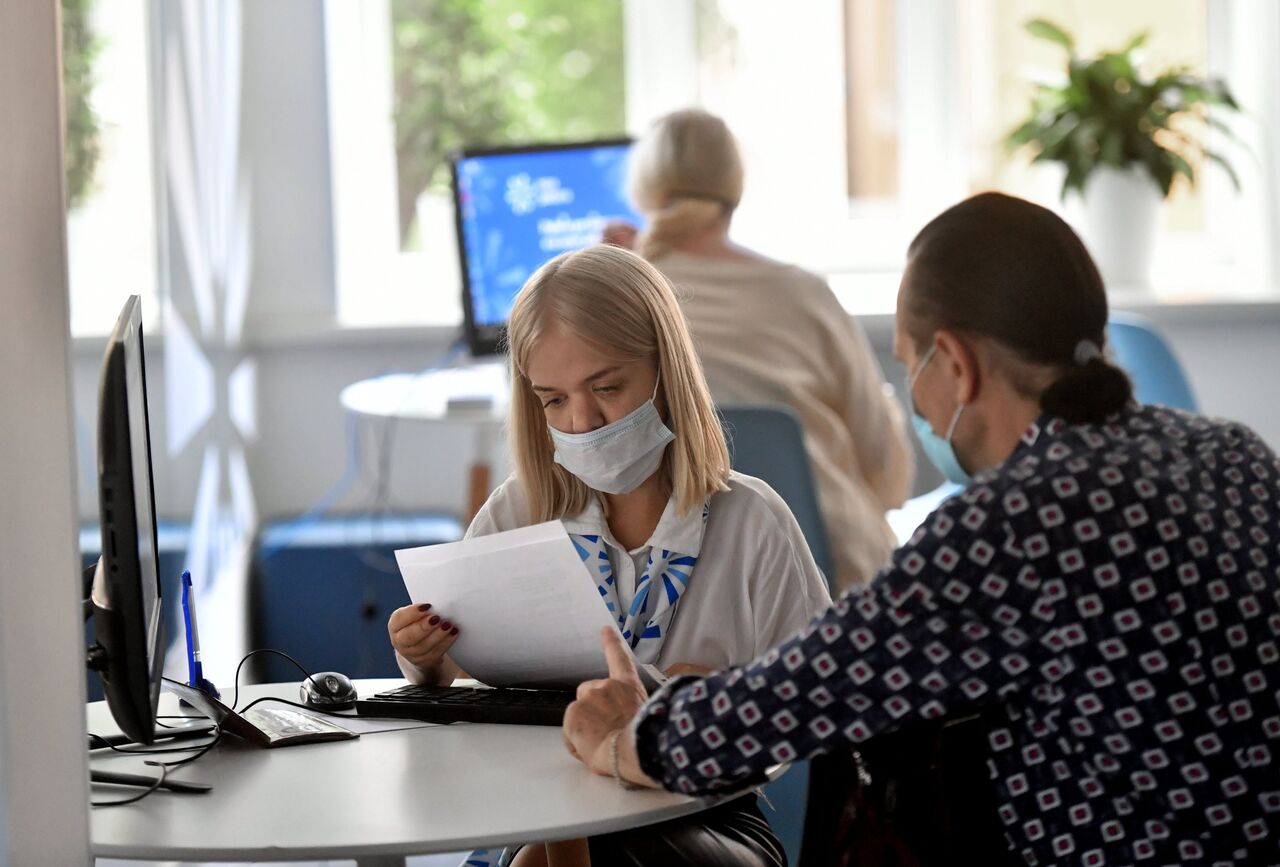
[449,627,459,636]
[418,603,432,613]
[440,620,452,631]
[428,615,440,626]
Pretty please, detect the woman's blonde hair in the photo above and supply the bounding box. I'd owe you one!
[629,108,744,260]
[505,244,731,522]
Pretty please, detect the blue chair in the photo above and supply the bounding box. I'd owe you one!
[889,314,1198,548]
[1107,311,1199,411]
[719,404,834,586]
[718,403,833,867]
[249,512,463,683]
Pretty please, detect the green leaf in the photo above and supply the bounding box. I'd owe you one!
[1204,149,1242,191]
[1005,118,1042,150]
[1122,31,1149,54]
[1025,18,1075,53]
[1148,153,1176,197]
[1167,150,1196,187]
[1205,114,1245,146]
[1099,130,1124,167]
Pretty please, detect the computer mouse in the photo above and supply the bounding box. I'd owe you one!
[299,671,357,710]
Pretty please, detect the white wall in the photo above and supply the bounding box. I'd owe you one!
[0,0,93,862]
[63,0,1280,532]
[67,307,1280,531]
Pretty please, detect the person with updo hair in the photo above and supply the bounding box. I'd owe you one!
[567,192,1280,865]
[605,108,914,593]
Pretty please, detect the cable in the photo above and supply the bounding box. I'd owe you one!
[88,732,213,756]
[88,718,224,808]
[238,694,355,720]
[89,646,341,807]
[223,648,317,711]
[90,762,170,807]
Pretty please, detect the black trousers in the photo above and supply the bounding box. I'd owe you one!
[586,794,787,867]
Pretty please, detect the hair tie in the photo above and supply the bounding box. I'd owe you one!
[665,190,738,211]
[1073,339,1102,367]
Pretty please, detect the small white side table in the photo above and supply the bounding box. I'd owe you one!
[341,363,509,524]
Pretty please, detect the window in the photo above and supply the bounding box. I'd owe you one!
[679,0,1272,306]
[63,0,158,337]
[958,0,1255,301]
[330,0,1277,327]
[326,0,626,328]
[843,0,899,201]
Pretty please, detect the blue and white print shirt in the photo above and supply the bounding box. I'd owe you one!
[390,471,831,684]
[634,405,1280,865]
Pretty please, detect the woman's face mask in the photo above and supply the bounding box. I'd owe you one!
[547,377,674,494]
[908,344,971,486]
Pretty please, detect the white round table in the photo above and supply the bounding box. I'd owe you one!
[340,365,509,524]
[88,680,731,865]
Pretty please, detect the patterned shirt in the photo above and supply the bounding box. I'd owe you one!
[634,405,1280,865]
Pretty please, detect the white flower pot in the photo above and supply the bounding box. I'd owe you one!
[1077,165,1163,292]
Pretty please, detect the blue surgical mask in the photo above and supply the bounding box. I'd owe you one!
[549,378,675,495]
[908,345,971,486]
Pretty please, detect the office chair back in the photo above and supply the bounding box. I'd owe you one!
[1107,311,1199,412]
[718,403,834,585]
[718,403,834,867]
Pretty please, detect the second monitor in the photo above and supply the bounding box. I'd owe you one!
[451,138,644,356]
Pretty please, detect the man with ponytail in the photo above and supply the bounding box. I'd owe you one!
[606,108,915,593]
[569,193,1280,865]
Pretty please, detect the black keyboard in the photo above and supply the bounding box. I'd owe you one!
[355,684,576,726]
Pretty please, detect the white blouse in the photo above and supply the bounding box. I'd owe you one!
[397,471,832,683]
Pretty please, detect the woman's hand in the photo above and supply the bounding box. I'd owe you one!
[387,603,459,683]
[664,662,714,678]
[601,220,639,250]
[562,627,659,788]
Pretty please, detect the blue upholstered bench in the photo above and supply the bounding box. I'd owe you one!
[249,513,464,684]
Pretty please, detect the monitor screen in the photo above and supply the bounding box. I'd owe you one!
[451,138,644,356]
[92,294,164,744]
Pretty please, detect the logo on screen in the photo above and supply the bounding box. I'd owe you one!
[505,173,575,215]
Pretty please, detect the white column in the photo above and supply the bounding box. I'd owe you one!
[895,0,968,225]
[0,0,93,863]
[623,0,699,131]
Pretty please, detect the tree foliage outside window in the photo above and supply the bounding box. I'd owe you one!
[62,0,102,210]
[390,0,626,245]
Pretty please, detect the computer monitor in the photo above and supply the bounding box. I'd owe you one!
[451,138,645,356]
[88,295,164,745]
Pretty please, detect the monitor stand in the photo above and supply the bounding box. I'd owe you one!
[89,769,211,793]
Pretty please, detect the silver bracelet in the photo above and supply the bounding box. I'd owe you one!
[609,728,641,790]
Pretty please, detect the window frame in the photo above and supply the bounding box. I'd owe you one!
[323,0,1278,333]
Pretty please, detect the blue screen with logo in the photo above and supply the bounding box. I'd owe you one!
[454,141,643,332]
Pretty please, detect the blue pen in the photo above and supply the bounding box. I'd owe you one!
[181,570,219,698]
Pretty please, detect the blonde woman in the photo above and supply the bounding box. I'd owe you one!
[605,108,915,592]
[387,244,830,867]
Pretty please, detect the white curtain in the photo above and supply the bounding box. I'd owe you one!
[1214,0,1280,293]
[156,0,256,685]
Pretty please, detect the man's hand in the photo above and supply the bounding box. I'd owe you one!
[601,220,639,250]
[562,627,658,787]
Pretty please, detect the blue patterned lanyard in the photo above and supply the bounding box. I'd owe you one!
[568,503,707,665]
[457,506,708,867]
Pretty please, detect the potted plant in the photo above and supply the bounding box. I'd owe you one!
[1005,19,1242,290]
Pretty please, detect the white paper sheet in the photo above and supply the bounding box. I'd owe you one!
[395,522,619,689]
